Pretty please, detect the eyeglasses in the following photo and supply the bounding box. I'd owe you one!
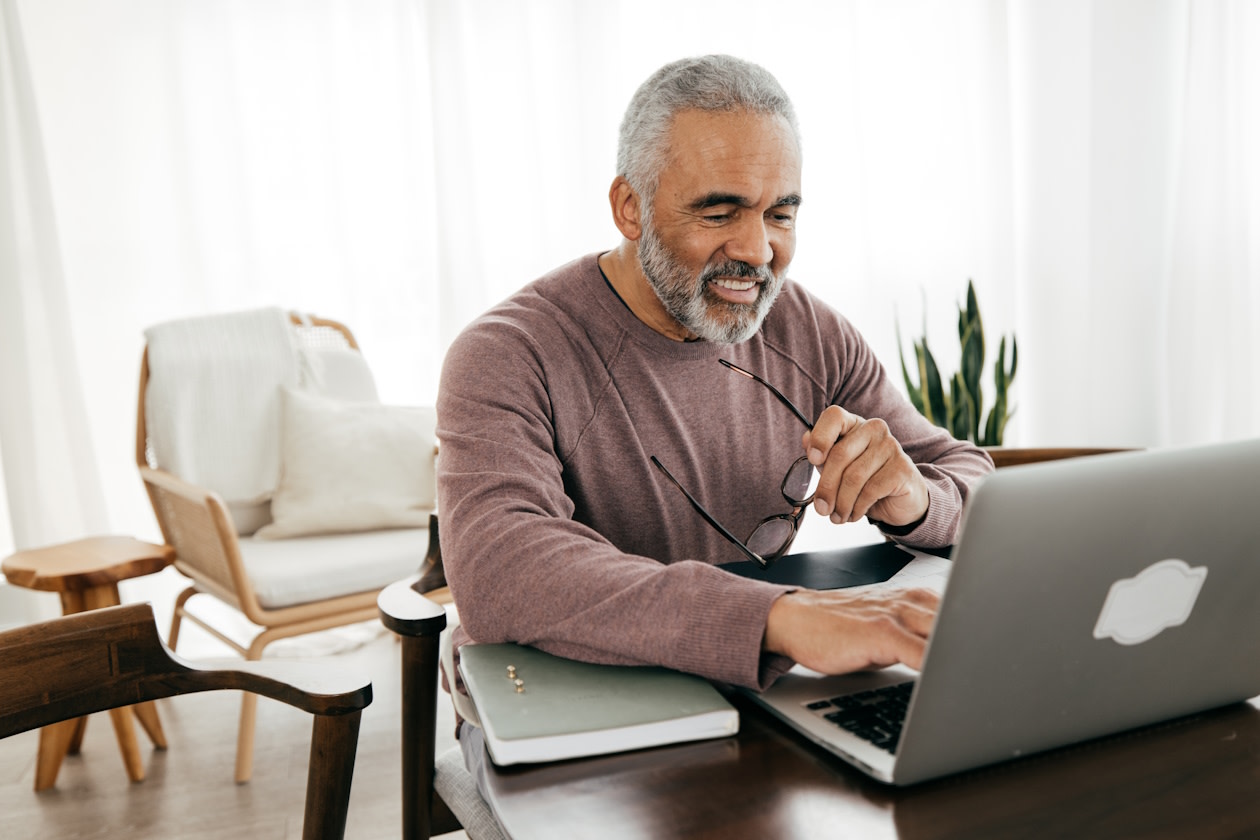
[651,359,818,569]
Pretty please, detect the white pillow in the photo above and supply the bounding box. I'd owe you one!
[298,345,380,402]
[255,387,437,540]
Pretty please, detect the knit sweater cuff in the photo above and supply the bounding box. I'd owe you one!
[876,475,959,549]
[667,563,796,690]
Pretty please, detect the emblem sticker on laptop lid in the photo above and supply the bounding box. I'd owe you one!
[1093,558,1208,646]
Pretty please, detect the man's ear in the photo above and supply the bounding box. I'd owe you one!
[609,176,644,241]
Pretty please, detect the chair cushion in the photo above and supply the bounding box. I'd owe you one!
[255,387,437,540]
[436,745,508,840]
[240,527,428,608]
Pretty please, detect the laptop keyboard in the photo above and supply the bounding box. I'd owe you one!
[805,681,914,754]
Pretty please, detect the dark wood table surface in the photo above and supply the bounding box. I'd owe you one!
[483,692,1260,839]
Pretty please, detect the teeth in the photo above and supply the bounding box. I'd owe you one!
[712,278,756,292]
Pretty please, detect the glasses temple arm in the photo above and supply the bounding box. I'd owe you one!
[718,359,814,430]
[649,456,769,569]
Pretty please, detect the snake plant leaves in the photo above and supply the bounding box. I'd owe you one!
[896,280,1017,446]
[950,372,976,442]
[921,340,947,428]
[896,322,925,416]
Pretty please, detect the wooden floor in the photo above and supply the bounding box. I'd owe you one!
[0,617,467,840]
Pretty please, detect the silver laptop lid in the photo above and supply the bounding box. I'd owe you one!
[894,438,1260,784]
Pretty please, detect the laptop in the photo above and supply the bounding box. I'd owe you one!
[742,438,1260,785]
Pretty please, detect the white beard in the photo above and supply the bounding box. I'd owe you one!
[637,223,786,344]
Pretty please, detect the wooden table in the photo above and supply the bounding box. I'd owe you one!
[2,535,175,790]
[481,691,1260,839]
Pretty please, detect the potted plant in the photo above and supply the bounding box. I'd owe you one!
[896,280,1017,446]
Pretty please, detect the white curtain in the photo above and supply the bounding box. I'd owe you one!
[0,0,108,554]
[1011,0,1260,447]
[1,0,1257,565]
[1159,0,1260,444]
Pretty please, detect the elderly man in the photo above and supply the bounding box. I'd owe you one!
[438,56,991,724]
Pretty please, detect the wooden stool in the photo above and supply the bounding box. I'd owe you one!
[2,535,176,790]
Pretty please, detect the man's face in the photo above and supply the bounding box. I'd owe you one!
[637,108,802,344]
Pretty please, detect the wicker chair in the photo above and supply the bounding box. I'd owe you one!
[0,602,371,839]
[136,309,447,783]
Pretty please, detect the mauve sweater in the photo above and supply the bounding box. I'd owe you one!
[437,253,992,691]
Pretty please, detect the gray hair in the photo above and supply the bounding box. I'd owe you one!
[616,55,801,217]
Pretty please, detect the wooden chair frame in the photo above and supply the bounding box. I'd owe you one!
[135,313,424,782]
[378,575,459,840]
[0,603,371,839]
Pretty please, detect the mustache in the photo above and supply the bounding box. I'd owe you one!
[699,260,776,285]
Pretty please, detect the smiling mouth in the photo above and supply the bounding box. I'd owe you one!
[710,277,759,292]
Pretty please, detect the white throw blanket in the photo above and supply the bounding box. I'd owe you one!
[144,307,298,518]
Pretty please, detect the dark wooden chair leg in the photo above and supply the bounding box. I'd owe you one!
[399,632,463,839]
[303,711,363,840]
[378,577,452,840]
[402,633,441,840]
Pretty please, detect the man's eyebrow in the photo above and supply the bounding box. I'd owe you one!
[689,192,752,211]
[688,192,803,211]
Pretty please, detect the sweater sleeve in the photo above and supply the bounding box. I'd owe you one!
[436,318,793,691]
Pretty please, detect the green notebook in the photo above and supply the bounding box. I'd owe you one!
[459,643,739,766]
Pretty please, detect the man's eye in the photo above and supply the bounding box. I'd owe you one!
[703,213,732,222]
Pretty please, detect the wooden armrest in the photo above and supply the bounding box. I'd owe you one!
[138,464,235,538]
[137,464,256,605]
[378,575,448,638]
[0,603,371,736]
[138,463,245,522]
[181,657,374,718]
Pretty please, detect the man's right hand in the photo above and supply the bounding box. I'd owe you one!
[762,587,940,673]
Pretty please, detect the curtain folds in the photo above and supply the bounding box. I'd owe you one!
[0,0,1256,559]
[1159,0,1260,444]
[0,0,107,555]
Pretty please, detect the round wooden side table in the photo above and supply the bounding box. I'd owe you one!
[2,535,176,790]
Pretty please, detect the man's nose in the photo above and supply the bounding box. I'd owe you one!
[724,216,774,266]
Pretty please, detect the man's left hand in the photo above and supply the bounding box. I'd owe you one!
[803,405,930,527]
